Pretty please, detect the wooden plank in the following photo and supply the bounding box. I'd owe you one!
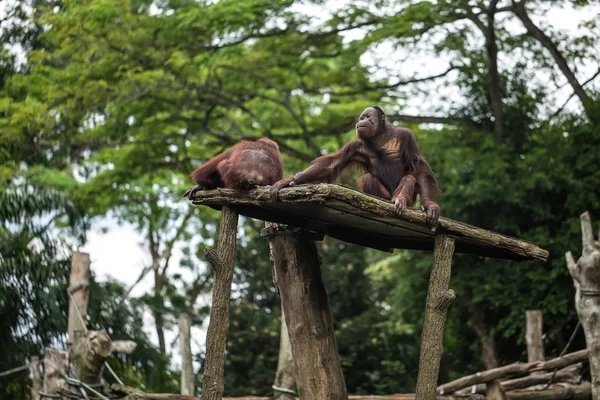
[189,184,548,261]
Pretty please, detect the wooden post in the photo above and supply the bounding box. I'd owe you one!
[201,206,239,400]
[263,225,347,400]
[525,310,545,364]
[273,308,297,400]
[69,330,113,384]
[179,314,195,396]
[566,211,600,400]
[30,356,42,400]
[415,234,456,400]
[68,251,91,346]
[43,348,68,395]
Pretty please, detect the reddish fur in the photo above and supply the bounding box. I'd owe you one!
[189,138,284,191]
[271,106,441,226]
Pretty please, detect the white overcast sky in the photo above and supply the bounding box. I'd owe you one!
[2,0,598,365]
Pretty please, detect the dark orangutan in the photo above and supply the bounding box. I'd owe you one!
[270,106,441,227]
[185,138,284,199]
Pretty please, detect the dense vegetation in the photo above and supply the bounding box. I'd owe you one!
[1,0,599,397]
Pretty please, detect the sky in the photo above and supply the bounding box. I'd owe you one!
[2,0,598,369]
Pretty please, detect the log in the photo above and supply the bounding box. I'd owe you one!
[505,382,591,400]
[415,234,456,400]
[30,356,42,400]
[438,350,588,393]
[565,211,600,400]
[457,364,583,395]
[68,251,91,346]
[263,224,348,399]
[187,185,548,262]
[201,206,239,400]
[109,384,484,400]
[526,311,545,365]
[70,330,113,384]
[179,314,195,396]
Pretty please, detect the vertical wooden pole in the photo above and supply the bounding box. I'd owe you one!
[566,211,600,400]
[30,356,42,400]
[525,310,545,363]
[179,314,195,396]
[415,234,455,400]
[68,251,91,346]
[263,226,347,400]
[201,206,238,400]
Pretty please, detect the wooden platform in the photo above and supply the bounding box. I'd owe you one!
[188,184,548,262]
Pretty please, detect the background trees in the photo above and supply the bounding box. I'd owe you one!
[1,0,599,397]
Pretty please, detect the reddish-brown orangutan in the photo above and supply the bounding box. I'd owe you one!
[270,106,441,227]
[185,138,284,199]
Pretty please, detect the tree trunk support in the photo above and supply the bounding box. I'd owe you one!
[68,252,91,348]
[179,314,195,396]
[416,234,456,400]
[201,206,239,400]
[566,211,600,399]
[262,224,347,400]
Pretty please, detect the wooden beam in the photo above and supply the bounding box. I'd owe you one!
[201,206,239,400]
[263,225,348,399]
[187,185,548,262]
[415,234,456,400]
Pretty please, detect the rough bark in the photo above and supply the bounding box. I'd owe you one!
[273,308,297,400]
[30,356,42,400]
[415,234,456,400]
[188,185,548,262]
[512,1,594,121]
[68,251,91,346]
[484,1,504,140]
[264,225,348,400]
[43,348,68,395]
[438,350,588,393]
[565,211,600,399]
[179,314,195,396]
[70,330,113,384]
[201,206,239,400]
[526,311,545,365]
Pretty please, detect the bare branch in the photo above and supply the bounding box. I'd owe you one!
[387,114,487,131]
